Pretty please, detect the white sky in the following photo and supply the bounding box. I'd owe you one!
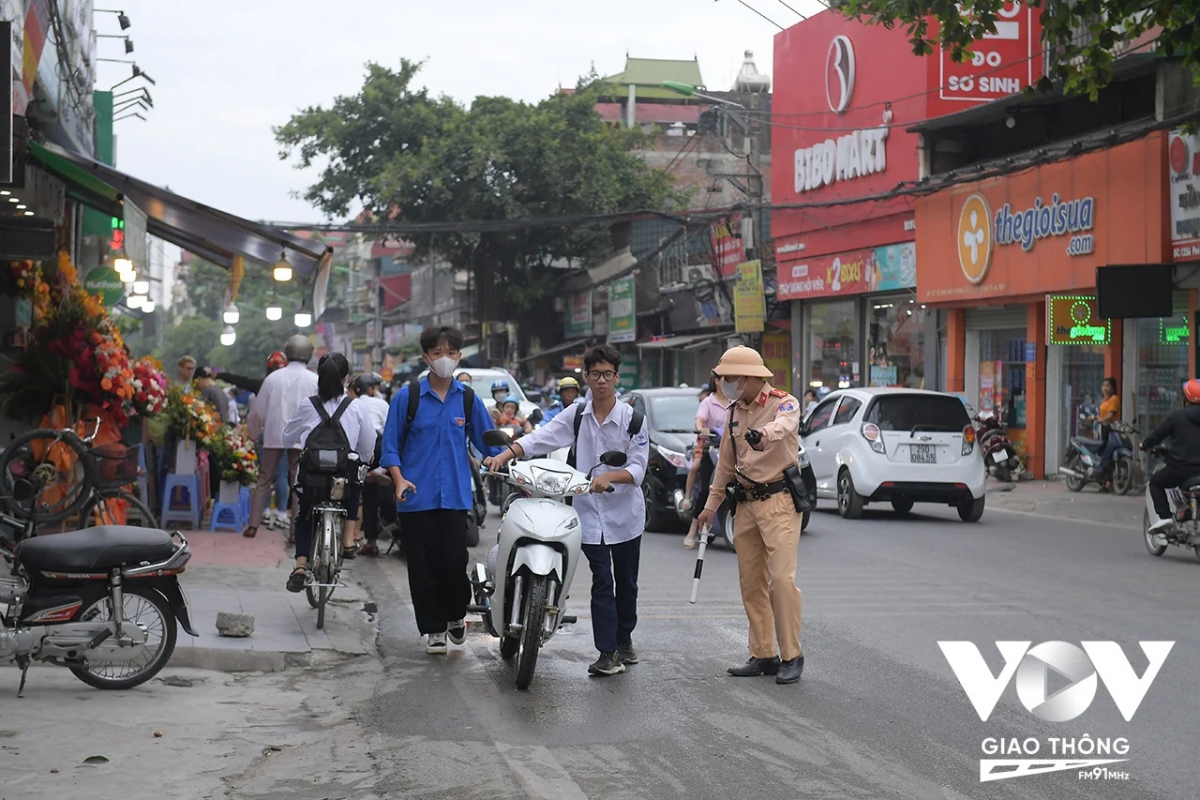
[93,0,825,225]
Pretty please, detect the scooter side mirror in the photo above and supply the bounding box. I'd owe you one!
[599,451,627,468]
[483,429,513,448]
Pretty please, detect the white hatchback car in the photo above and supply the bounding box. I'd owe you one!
[799,388,987,522]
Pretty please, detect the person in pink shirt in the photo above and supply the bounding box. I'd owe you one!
[682,372,732,548]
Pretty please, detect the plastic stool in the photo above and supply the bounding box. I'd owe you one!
[161,473,201,529]
[240,486,251,520]
[210,499,247,532]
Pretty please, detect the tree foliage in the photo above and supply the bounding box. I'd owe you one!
[274,60,681,318]
[836,0,1174,99]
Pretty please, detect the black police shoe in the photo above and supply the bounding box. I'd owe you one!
[727,656,781,677]
[776,655,805,684]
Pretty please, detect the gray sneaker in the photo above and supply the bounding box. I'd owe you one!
[618,643,638,665]
[425,633,447,655]
[588,651,626,676]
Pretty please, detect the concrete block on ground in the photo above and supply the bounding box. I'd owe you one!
[216,611,255,637]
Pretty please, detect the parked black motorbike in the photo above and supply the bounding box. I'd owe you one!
[974,411,1020,482]
[0,480,196,693]
[1058,410,1137,495]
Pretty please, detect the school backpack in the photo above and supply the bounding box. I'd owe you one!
[299,395,355,500]
[566,403,644,470]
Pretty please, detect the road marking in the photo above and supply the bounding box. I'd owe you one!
[984,505,1133,530]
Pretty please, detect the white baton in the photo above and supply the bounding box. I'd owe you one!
[689,524,714,604]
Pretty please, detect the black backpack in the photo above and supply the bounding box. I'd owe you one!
[302,396,354,474]
[397,378,476,457]
[566,403,645,470]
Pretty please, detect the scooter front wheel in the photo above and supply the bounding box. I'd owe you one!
[1111,458,1134,496]
[515,575,549,690]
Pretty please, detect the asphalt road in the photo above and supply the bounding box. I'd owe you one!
[354,499,1199,800]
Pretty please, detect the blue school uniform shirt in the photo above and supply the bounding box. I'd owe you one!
[380,378,501,512]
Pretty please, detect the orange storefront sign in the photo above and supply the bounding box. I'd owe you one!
[916,135,1167,302]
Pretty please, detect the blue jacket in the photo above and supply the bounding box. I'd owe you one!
[380,379,501,512]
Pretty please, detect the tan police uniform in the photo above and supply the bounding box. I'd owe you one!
[704,366,803,664]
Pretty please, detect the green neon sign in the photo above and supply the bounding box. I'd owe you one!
[1160,315,1190,346]
[1048,295,1110,345]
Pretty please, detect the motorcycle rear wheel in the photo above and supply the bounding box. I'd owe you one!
[1143,510,1168,556]
[1111,459,1134,496]
[69,586,177,690]
[515,575,549,690]
[1064,455,1085,492]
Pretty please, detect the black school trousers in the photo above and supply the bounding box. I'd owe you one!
[400,509,469,634]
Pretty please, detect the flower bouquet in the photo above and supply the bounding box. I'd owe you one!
[130,357,169,417]
[165,385,222,449]
[211,427,259,486]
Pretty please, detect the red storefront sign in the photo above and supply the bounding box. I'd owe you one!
[926,2,1043,118]
[778,248,875,300]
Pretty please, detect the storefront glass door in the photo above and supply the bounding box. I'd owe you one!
[978,328,1027,427]
[806,299,859,393]
[869,294,927,388]
[1060,345,1107,455]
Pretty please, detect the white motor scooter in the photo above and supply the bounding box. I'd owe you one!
[468,429,627,689]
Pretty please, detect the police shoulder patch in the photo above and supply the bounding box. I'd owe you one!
[777,402,796,414]
[769,389,787,398]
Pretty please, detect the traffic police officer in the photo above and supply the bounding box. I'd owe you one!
[698,345,805,684]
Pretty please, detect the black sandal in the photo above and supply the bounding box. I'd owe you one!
[286,566,307,593]
[342,542,359,560]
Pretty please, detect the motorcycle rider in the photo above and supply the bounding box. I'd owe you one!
[544,377,582,423]
[1088,377,1121,480]
[496,396,532,434]
[491,379,511,406]
[1141,379,1200,531]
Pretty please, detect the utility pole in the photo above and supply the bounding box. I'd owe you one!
[371,255,383,372]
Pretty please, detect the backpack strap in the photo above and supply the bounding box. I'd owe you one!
[329,395,353,425]
[727,403,738,462]
[568,404,645,469]
[628,408,644,437]
[311,395,331,423]
[398,378,421,458]
[462,385,475,445]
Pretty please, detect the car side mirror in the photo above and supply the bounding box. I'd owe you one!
[483,429,513,448]
[599,451,627,468]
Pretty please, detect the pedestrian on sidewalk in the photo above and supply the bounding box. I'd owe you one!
[381,326,499,656]
[486,345,649,677]
[243,335,319,540]
[698,345,806,685]
[283,352,377,590]
[221,351,290,528]
[352,373,392,557]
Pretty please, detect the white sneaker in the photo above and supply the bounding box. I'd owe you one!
[425,633,448,655]
[447,620,467,645]
[1148,516,1174,532]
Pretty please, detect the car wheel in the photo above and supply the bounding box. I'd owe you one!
[891,498,914,515]
[722,506,736,550]
[957,496,985,522]
[837,469,864,520]
[642,482,665,532]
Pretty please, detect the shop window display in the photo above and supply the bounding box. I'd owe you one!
[1135,291,1190,434]
[978,328,1027,428]
[807,300,859,393]
[869,297,926,388]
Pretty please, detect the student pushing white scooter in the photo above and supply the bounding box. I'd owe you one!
[472,427,628,689]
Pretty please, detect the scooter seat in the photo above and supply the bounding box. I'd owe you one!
[1076,438,1105,449]
[16,525,176,574]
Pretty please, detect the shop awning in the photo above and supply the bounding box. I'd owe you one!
[517,337,594,363]
[636,332,724,350]
[27,142,328,276]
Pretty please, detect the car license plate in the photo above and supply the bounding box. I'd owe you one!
[991,451,1006,465]
[910,444,936,464]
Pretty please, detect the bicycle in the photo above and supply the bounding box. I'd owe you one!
[0,418,159,530]
[301,463,366,630]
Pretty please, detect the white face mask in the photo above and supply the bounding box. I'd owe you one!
[721,378,744,402]
[429,356,459,379]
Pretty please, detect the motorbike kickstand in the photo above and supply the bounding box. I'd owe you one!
[15,656,29,698]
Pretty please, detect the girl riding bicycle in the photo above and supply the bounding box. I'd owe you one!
[281,353,377,593]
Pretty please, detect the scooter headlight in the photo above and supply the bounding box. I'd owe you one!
[534,472,571,495]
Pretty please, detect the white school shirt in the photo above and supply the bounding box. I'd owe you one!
[281,393,378,462]
[245,361,319,449]
[357,395,391,435]
[515,400,649,545]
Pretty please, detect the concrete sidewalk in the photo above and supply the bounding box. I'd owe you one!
[169,529,378,673]
[983,476,1146,527]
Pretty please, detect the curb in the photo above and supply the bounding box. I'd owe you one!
[170,647,312,674]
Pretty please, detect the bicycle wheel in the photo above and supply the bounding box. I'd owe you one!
[0,428,98,523]
[80,490,160,529]
[305,509,325,609]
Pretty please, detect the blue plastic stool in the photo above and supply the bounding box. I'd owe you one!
[161,473,201,529]
[210,498,247,532]
[240,486,251,520]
